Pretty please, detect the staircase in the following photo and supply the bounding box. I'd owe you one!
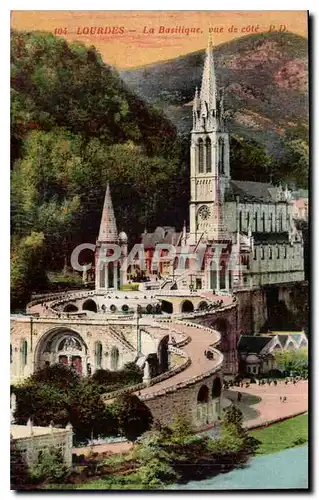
[108,325,136,353]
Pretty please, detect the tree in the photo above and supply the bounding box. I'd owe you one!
[11,231,48,307]
[168,413,195,442]
[274,348,308,376]
[111,392,153,443]
[221,405,244,432]
[67,380,117,440]
[13,383,69,427]
[29,363,80,390]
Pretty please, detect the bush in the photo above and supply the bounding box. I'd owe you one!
[10,438,30,490]
[29,448,70,485]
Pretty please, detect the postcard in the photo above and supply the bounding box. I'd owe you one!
[10,10,309,491]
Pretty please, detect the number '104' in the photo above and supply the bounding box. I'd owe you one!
[54,28,68,35]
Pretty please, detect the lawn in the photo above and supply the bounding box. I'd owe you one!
[250,414,308,456]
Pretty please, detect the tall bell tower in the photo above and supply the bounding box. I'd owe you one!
[189,36,230,244]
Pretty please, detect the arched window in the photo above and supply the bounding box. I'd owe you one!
[206,138,212,173]
[99,262,105,289]
[239,211,242,232]
[246,212,250,230]
[21,340,27,367]
[270,212,273,232]
[279,212,283,231]
[96,342,102,369]
[261,247,265,260]
[185,258,190,270]
[254,212,258,232]
[110,347,119,371]
[219,138,225,174]
[277,246,280,259]
[262,212,265,232]
[198,138,204,173]
[269,247,272,260]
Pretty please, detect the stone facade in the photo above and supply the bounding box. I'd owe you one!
[10,316,145,383]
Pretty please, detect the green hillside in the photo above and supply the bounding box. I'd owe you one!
[10,30,188,306]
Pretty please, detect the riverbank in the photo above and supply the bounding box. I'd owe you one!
[71,414,308,490]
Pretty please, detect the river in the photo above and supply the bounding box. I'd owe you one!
[170,445,308,490]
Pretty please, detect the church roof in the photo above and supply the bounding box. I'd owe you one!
[237,335,272,354]
[253,232,290,245]
[225,180,281,203]
[277,334,289,347]
[97,184,118,242]
[141,227,182,249]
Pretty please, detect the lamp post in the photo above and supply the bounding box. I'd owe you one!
[136,305,142,354]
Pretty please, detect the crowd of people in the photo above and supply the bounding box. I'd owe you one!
[223,374,307,391]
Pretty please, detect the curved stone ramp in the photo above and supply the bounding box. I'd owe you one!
[134,317,231,400]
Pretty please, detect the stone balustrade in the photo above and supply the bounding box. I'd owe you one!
[103,348,191,402]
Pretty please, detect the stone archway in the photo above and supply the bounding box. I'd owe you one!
[161,300,173,314]
[82,299,97,313]
[35,328,89,376]
[181,300,194,313]
[198,301,208,311]
[63,304,79,313]
[158,335,169,374]
[196,384,210,426]
[212,377,222,399]
[197,384,209,403]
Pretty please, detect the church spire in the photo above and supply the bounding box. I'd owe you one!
[200,33,217,114]
[98,183,118,242]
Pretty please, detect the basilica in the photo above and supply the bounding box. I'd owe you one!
[137,38,305,293]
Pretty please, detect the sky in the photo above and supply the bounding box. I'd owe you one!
[11,10,308,69]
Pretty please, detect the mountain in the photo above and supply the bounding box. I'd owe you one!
[120,32,308,160]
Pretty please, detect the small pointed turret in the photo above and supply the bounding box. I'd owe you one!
[193,87,200,111]
[181,220,187,246]
[98,183,118,243]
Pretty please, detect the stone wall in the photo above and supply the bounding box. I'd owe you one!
[143,372,223,427]
[11,425,73,468]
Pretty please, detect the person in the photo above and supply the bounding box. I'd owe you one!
[274,379,277,386]
[280,396,282,402]
[283,396,287,402]
[237,392,242,402]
